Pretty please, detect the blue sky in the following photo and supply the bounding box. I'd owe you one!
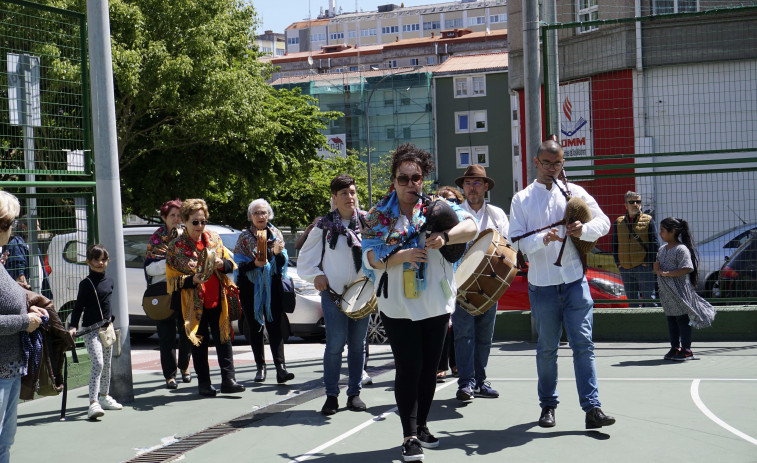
[252,0,436,33]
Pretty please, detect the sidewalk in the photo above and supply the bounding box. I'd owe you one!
[14,341,757,463]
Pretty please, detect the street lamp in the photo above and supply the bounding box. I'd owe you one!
[364,66,422,207]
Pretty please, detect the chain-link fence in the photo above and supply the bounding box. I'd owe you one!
[541,2,757,306]
[1,0,96,320]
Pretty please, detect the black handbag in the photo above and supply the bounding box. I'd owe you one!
[142,281,174,321]
[281,275,296,314]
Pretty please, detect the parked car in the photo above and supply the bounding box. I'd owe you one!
[47,224,324,341]
[365,267,628,344]
[696,223,757,297]
[717,230,757,299]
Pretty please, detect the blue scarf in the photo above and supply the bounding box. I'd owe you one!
[21,315,48,375]
[233,223,288,327]
[362,191,427,295]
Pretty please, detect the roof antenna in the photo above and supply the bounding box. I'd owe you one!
[728,205,747,225]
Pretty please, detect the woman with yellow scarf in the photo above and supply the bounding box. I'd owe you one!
[166,199,244,397]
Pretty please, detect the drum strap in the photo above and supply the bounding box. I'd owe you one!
[317,227,327,272]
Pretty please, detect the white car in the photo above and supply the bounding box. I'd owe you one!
[47,224,324,341]
[696,223,757,297]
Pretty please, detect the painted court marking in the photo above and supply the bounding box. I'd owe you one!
[289,377,757,461]
[690,379,757,446]
[290,380,458,462]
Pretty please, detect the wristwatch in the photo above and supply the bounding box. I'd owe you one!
[443,231,450,245]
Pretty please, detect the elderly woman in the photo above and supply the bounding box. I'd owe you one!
[0,191,48,460]
[234,199,294,384]
[363,144,477,462]
[144,199,192,389]
[165,199,244,397]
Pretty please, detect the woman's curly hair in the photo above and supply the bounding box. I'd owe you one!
[390,143,435,179]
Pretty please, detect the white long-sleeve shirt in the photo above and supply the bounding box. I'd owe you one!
[509,180,610,287]
[460,200,510,240]
[297,221,362,294]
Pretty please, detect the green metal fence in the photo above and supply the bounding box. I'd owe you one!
[541,3,757,306]
[1,0,96,320]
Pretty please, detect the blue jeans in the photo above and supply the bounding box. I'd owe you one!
[321,291,370,397]
[452,303,497,389]
[528,278,601,412]
[0,377,21,463]
[619,265,656,307]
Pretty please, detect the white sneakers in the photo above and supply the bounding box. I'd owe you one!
[88,395,123,419]
[99,395,123,410]
[361,370,373,386]
[87,402,105,420]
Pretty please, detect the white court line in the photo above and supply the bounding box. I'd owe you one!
[290,380,458,463]
[690,379,757,446]
[487,377,757,382]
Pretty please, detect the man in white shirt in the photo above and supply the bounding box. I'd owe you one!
[509,140,616,430]
[297,174,370,416]
[452,165,510,402]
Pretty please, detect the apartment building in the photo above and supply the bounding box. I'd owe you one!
[255,30,286,57]
[285,0,507,54]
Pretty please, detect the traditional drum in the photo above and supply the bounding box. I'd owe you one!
[340,277,377,320]
[455,229,519,316]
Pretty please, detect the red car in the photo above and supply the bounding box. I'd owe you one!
[498,266,629,310]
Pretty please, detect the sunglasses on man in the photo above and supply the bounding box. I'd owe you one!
[627,200,642,205]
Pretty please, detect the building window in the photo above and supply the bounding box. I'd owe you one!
[423,21,441,30]
[490,14,507,23]
[402,24,420,32]
[400,97,411,105]
[287,37,299,45]
[456,111,487,133]
[389,60,398,68]
[261,47,272,54]
[454,75,486,98]
[330,32,344,40]
[468,16,486,26]
[275,49,286,56]
[455,78,468,97]
[348,30,357,38]
[360,28,377,37]
[445,18,463,29]
[382,25,399,34]
[349,65,359,71]
[311,33,326,42]
[410,58,419,66]
[456,146,489,168]
[403,127,411,138]
[577,0,598,34]
[426,56,435,65]
[387,127,396,139]
[653,0,697,14]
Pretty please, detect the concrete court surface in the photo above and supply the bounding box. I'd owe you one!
[13,341,757,463]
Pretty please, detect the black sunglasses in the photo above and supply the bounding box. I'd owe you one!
[191,220,207,226]
[396,174,423,186]
[627,200,642,205]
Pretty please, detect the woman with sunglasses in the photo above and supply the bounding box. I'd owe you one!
[233,199,294,384]
[166,199,245,397]
[363,144,478,462]
[144,199,192,390]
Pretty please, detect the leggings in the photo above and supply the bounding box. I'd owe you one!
[667,314,692,350]
[381,312,449,438]
[84,330,113,403]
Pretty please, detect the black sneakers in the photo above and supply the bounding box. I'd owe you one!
[672,349,694,361]
[416,426,439,449]
[401,438,424,462]
[538,406,556,428]
[664,347,681,360]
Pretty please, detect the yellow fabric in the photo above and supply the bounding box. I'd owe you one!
[616,214,652,269]
[166,233,237,346]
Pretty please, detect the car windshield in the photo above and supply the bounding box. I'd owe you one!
[699,225,748,245]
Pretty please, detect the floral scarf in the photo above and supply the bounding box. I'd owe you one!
[317,209,365,272]
[145,225,172,262]
[233,223,288,327]
[362,191,427,295]
[166,230,236,346]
